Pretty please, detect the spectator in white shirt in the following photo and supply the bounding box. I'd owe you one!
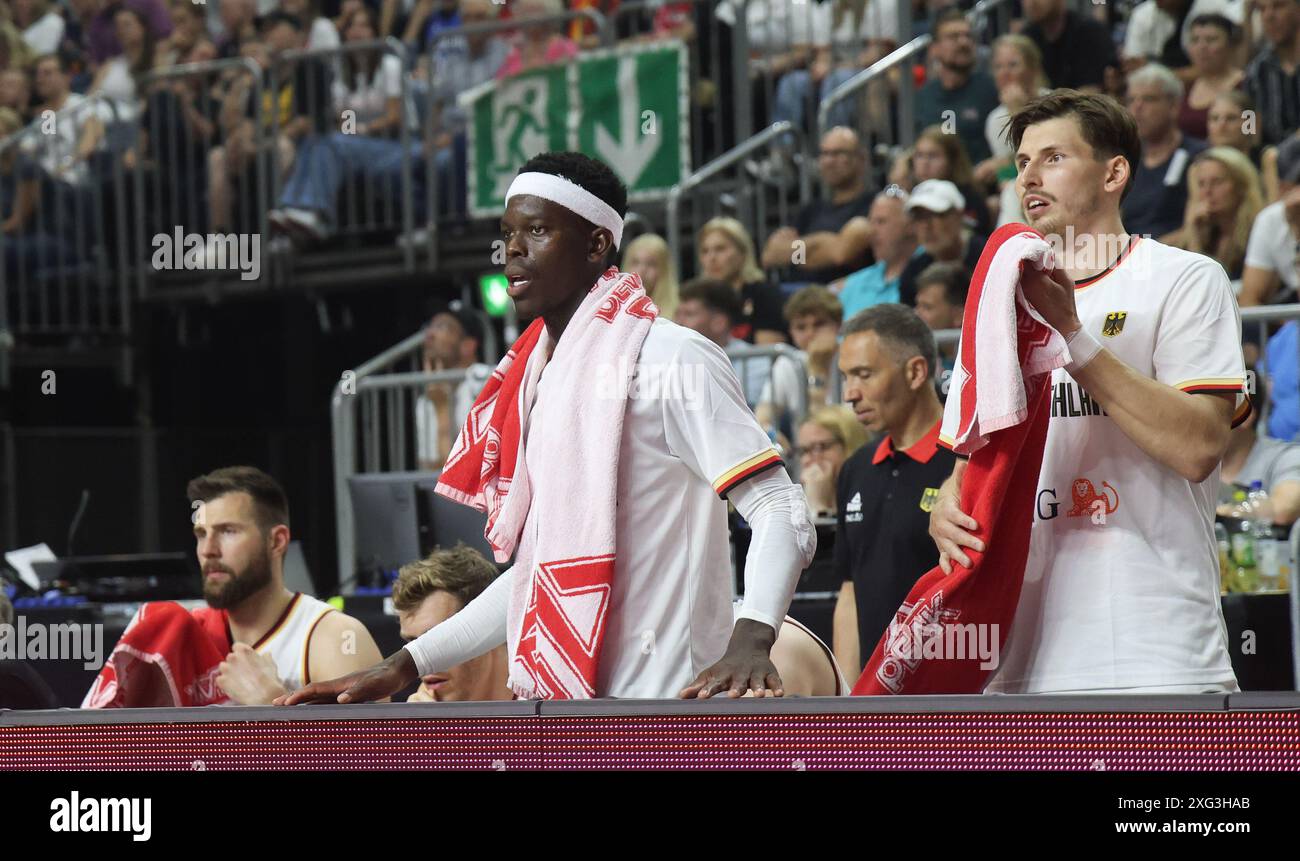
[416,305,492,471]
[268,4,417,243]
[13,0,65,55]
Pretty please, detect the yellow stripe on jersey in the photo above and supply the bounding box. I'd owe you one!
[712,449,783,498]
[1176,377,1247,392]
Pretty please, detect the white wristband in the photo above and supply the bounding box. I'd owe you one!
[1064,326,1102,374]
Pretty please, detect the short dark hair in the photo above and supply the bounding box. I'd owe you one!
[679,278,743,324]
[1007,89,1141,201]
[186,466,290,533]
[259,10,303,32]
[518,151,628,221]
[842,303,938,379]
[33,53,67,74]
[915,262,970,308]
[933,6,968,34]
[392,543,500,613]
[1189,13,1239,42]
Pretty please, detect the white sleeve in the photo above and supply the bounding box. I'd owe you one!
[661,333,785,499]
[1244,205,1285,274]
[380,54,403,99]
[1153,254,1250,423]
[415,396,436,463]
[310,17,341,50]
[1122,2,1156,59]
[402,564,512,675]
[729,466,816,631]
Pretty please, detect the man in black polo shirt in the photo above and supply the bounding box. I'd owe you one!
[832,304,956,678]
[1022,0,1119,91]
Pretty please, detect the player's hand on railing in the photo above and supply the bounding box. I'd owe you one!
[679,619,783,699]
[275,650,419,705]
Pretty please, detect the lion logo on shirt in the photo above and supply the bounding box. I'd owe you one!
[1066,478,1119,517]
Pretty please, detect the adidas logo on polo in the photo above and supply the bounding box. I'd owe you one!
[846,492,863,523]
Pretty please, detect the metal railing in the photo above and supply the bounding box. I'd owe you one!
[613,0,764,170]
[270,38,417,270]
[726,340,810,428]
[331,313,499,590]
[133,57,267,297]
[664,120,811,277]
[418,7,616,270]
[816,0,1017,178]
[0,94,133,385]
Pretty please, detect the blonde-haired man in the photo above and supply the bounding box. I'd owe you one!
[393,545,512,702]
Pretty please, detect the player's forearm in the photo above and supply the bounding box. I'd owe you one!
[404,563,512,675]
[730,468,816,631]
[1269,482,1300,526]
[802,231,849,268]
[1070,349,1231,482]
[832,582,859,676]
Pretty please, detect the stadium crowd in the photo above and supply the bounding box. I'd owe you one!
[1,0,1299,705]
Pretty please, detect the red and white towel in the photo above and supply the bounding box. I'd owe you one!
[83,601,232,708]
[853,224,1069,695]
[435,268,658,699]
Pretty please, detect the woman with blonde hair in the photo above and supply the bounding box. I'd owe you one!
[796,405,868,517]
[1163,147,1263,281]
[621,232,680,320]
[976,34,1047,188]
[696,216,788,343]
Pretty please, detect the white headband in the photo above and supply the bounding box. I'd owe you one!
[506,172,624,249]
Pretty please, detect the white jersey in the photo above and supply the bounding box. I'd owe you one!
[987,238,1248,694]
[249,592,337,693]
[527,317,783,698]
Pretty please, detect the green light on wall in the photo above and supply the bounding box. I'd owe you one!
[480,273,511,317]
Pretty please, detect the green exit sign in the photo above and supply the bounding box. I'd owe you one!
[479,273,511,317]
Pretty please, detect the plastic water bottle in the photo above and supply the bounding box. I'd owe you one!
[1228,489,1258,592]
[1215,521,1232,593]
[1248,482,1282,592]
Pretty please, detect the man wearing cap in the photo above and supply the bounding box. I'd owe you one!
[416,305,493,471]
[1240,135,1300,308]
[897,179,988,307]
[282,152,816,703]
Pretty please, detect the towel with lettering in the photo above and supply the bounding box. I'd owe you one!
[853,223,1069,695]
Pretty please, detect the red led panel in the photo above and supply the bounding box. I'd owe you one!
[2,712,1299,770]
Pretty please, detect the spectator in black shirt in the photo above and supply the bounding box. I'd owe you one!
[1122,63,1209,237]
[832,303,956,677]
[1022,0,1119,91]
[761,126,874,286]
[697,216,789,344]
[1244,0,1300,146]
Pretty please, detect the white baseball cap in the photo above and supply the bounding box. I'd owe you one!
[904,179,966,215]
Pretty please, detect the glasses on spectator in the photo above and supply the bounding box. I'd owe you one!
[793,440,843,458]
[819,148,859,159]
[881,184,907,199]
